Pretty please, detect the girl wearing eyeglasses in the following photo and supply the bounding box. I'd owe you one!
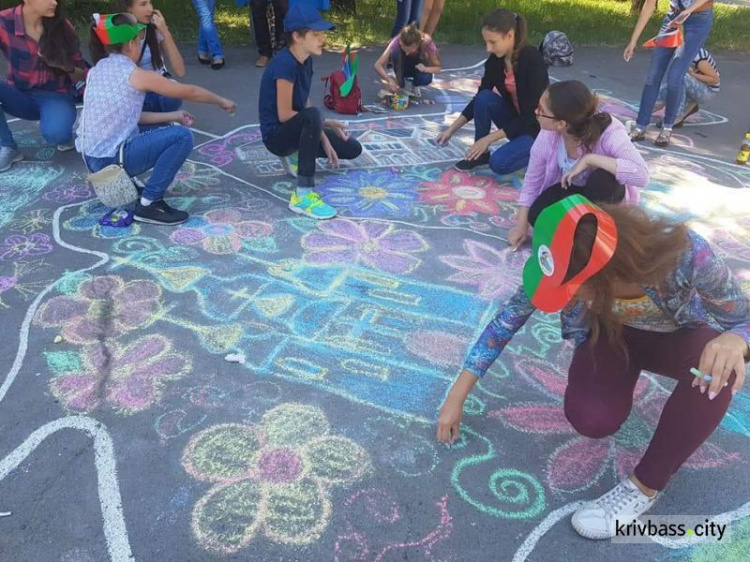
[507,80,649,251]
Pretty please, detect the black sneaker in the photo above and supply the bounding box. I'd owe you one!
[454,152,490,171]
[134,200,189,225]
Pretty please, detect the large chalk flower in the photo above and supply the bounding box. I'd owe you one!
[182,403,371,553]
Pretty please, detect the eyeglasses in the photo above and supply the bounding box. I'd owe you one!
[535,105,555,119]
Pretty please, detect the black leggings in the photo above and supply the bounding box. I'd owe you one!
[264,107,362,188]
[527,168,626,225]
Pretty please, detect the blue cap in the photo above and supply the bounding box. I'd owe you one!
[284,5,335,33]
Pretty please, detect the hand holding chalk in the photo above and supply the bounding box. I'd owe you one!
[690,367,712,383]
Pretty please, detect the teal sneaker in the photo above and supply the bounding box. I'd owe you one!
[289,191,337,219]
[281,153,299,178]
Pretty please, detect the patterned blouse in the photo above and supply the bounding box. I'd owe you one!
[462,231,750,378]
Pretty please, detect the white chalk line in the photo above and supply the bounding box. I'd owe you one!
[0,416,132,561]
[0,201,108,405]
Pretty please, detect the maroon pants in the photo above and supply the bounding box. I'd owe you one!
[565,326,736,491]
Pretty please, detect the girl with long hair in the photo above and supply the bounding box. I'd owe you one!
[438,197,749,540]
[436,9,548,177]
[374,23,441,93]
[508,80,649,250]
[77,12,235,225]
[0,0,89,172]
[118,0,186,113]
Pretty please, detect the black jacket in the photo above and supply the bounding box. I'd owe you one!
[461,45,549,140]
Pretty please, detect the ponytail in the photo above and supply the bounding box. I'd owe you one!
[481,9,527,68]
[548,80,613,151]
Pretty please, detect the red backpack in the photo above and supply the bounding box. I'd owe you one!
[323,70,362,115]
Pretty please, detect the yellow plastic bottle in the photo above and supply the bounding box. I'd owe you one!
[737,131,750,165]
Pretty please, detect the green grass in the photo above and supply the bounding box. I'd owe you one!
[2,0,748,51]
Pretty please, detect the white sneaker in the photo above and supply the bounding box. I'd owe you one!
[57,141,76,152]
[571,478,658,540]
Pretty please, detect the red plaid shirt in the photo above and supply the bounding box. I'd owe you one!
[0,6,88,94]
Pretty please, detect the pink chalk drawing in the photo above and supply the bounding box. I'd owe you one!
[334,489,452,562]
[488,355,741,493]
[404,330,470,368]
[34,275,162,344]
[50,334,191,414]
[42,179,92,203]
[181,403,372,553]
[197,131,261,166]
[439,238,526,300]
[170,209,274,255]
[420,169,516,216]
[0,260,48,308]
[0,233,53,261]
[302,219,429,275]
[172,161,223,193]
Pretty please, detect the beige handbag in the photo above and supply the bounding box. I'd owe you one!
[81,85,139,208]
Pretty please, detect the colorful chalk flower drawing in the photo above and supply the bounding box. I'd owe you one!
[182,403,372,553]
[0,233,53,261]
[49,334,191,414]
[35,276,162,344]
[173,161,223,192]
[170,209,274,255]
[0,260,48,308]
[43,178,92,203]
[440,238,526,300]
[319,169,420,218]
[302,219,428,275]
[490,355,740,493]
[8,209,52,233]
[420,170,515,216]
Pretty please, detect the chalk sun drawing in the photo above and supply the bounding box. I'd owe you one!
[182,403,371,553]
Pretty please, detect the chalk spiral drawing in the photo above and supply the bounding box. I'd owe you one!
[0,60,747,561]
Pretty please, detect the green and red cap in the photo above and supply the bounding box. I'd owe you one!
[522,194,618,313]
[92,13,146,46]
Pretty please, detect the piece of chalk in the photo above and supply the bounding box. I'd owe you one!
[53,335,63,344]
[0,511,11,517]
[690,367,712,382]
[224,353,246,364]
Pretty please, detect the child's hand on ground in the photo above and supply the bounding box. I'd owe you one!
[435,129,452,146]
[508,222,529,251]
[219,98,237,114]
[436,392,465,445]
[322,136,340,168]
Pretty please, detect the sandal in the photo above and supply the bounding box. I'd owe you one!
[629,127,646,142]
[198,54,211,65]
[674,104,699,129]
[654,128,672,148]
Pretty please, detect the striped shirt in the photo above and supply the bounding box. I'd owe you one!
[693,48,720,92]
[0,6,88,93]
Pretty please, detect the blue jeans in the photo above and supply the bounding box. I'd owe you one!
[392,49,433,88]
[657,72,716,117]
[85,125,194,202]
[143,91,183,113]
[192,0,224,58]
[0,83,76,148]
[636,10,713,128]
[473,89,535,175]
[391,0,424,37]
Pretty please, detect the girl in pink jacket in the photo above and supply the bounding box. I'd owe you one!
[508,80,649,250]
